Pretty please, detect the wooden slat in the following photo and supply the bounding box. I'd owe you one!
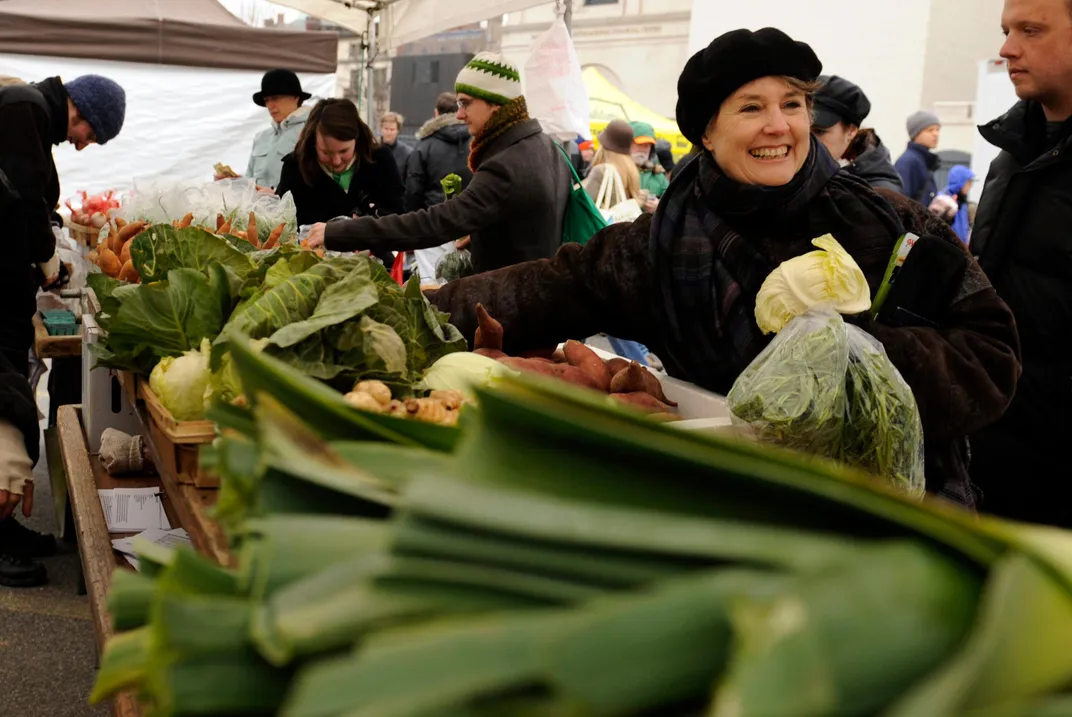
[137,382,214,444]
[33,313,82,359]
[57,406,145,717]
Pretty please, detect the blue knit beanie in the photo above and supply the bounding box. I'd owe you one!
[65,75,126,145]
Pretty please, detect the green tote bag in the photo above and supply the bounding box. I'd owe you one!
[556,145,608,246]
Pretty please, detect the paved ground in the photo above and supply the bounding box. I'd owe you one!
[0,375,107,717]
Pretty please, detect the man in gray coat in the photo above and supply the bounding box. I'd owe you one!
[304,53,572,274]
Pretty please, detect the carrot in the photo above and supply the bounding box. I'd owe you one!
[610,392,673,414]
[178,212,194,229]
[262,223,285,250]
[605,357,630,376]
[97,247,121,278]
[473,304,503,352]
[114,217,127,230]
[117,221,148,243]
[118,260,139,283]
[233,230,247,240]
[246,211,259,248]
[610,362,648,394]
[474,348,507,359]
[119,238,134,265]
[216,213,225,231]
[219,219,232,235]
[639,368,676,407]
[564,340,610,392]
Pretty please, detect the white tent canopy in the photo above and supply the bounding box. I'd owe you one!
[267,0,548,47]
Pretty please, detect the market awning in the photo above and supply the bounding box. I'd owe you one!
[265,0,549,47]
[583,67,691,158]
[0,0,339,73]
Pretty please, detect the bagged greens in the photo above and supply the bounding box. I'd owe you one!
[728,307,925,497]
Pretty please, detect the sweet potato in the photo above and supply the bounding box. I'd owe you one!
[605,357,630,376]
[474,304,504,352]
[246,211,259,248]
[119,238,133,265]
[547,362,603,392]
[474,348,507,359]
[564,340,610,392]
[263,223,285,250]
[639,368,676,407]
[520,346,557,360]
[498,356,557,377]
[97,247,121,278]
[116,220,148,243]
[178,212,194,229]
[552,347,567,363]
[610,362,648,394]
[118,260,139,283]
[610,392,674,414]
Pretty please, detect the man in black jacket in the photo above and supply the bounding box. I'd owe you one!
[0,74,125,582]
[404,92,474,283]
[969,0,1072,528]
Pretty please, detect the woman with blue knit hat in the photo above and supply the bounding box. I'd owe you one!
[427,28,1021,508]
[303,52,572,274]
[0,72,125,587]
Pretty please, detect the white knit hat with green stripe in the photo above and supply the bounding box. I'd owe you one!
[455,52,522,106]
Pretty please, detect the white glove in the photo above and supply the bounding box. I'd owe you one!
[0,420,32,497]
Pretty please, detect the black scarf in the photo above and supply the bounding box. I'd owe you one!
[649,135,904,392]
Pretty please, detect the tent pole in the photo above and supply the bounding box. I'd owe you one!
[366,7,377,123]
[563,0,573,34]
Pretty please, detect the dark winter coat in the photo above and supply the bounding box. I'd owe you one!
[324,119,572,275]
[404,114,473,211]
[0,351,38,464]
[0,77,66,358]
[895,142,940,205]
[849,142,904,194]
[384,140,412,183]
[276,144,405,227]
[432,186,1020,506]
[969,100,1072,527]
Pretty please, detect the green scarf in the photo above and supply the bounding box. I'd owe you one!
[467,96,530,173]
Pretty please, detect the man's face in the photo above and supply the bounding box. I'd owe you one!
[381,121,399,145]
[264,95,301,124]
[66,99,96,151]
[1001,0,1072,119]
[456,94,498,137]
[914,124,941,149]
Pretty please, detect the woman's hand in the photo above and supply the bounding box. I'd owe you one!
[0,482,33,521]
[304,223,327,250]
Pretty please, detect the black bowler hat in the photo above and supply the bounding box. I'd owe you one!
[676,28,822,145]
[813,75,872,129]
[253,69,312,106]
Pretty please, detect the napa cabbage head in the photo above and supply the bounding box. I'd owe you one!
[755,234,871,335]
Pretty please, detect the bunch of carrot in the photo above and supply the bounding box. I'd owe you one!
[171,211,286,250]
[90,217,149,283]
[471,304,680,419]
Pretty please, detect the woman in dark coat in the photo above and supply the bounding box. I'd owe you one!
[430,28,1021,507]
[276,98,403,264]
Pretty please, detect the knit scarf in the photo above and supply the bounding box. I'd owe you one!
[649,135,905,392]
[467,96,530,173]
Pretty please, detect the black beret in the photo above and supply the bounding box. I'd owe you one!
[676,28,823,145]
[813,75,871,129]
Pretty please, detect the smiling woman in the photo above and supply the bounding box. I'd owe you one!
[427,27,1022,506]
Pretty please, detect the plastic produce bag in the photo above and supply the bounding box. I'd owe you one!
[525,16,591,141]
[727,307,925,497]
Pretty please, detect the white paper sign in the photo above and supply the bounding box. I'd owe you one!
[98,488,170,533]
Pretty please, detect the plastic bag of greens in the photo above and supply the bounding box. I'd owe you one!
[727,306,925,497]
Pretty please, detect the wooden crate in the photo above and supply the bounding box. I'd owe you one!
[32,313,82,360]
[116,370,139,408]
[138,383,219,488]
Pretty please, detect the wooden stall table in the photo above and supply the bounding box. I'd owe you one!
[57,405,231,717]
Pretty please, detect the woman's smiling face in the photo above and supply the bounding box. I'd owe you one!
[701,76,812,186]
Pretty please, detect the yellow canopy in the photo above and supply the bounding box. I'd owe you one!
[583,67,692,159]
